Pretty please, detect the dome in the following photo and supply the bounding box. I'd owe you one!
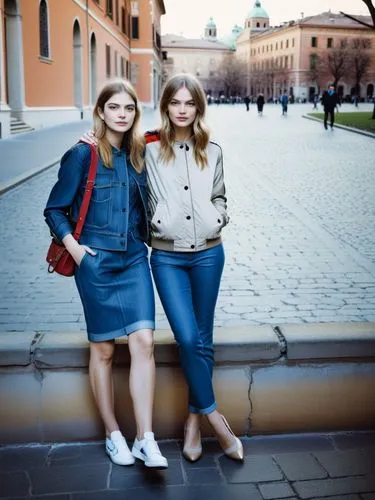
[206,16,216,28]
[247,0,269,19]
[221,24,244,49]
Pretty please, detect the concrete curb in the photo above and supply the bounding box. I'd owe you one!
[303,114,375,139]
[0,157,60,195]
[1,323,375,444]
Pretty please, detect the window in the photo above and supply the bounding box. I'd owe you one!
[310,53,317,70]
[115,0,119,25]
[327,38,333,48]
[126,60,129,78]
[114,50,118,76]
[286,39,289,48]
[106,0,113,19]
[290,55,294,69]
[39,0,49,58]
[275,42,278,50]
[131,16,139,39]
[292,38,295,47]
[311,36,317,48]
[120,57,125,77]
[284,55,288,68]
[280,41,283,49]
[106,44,111,77]
[121,7,126,34]
[256,22,260,27]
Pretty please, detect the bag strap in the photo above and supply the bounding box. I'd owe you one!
[72,144,98,240]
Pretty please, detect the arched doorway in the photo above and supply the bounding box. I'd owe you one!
[367,83,374,99]
[73,20,83,109]
[90,33,97,105]
[4,0,25,114]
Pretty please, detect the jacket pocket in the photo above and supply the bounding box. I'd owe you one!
[197,203,223,240]
[151,201,181,240]
[84,174,112,228]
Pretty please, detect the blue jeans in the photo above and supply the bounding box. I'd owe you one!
[150,244,225,414]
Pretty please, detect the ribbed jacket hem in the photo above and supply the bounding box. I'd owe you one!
[151,237,222,252]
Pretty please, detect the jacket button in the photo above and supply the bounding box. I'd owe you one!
[217,219,221,223]
[157,220,161,224]
[184,186,189,190]
[190,244,195,249]
[186,215,191,220]
[179,145,184,149]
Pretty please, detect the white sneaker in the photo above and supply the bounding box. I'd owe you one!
[132,431,168,469]
[105,430,135,466]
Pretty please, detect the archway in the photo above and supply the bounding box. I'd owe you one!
[90,33,97,105]
[4,0,25,114]
[73,20,83,108]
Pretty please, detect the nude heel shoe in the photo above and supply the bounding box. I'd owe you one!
[182,424,202,462]
[220,415,244,461]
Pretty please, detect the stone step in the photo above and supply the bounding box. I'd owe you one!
[10,117,34,135]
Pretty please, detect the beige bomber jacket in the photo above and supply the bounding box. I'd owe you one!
[145,131,229,252]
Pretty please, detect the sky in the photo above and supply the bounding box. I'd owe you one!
[161,0,370,38]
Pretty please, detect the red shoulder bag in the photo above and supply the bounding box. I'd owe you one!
[46,144,98,277]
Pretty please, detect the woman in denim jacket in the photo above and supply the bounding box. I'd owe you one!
[44,81,167,469]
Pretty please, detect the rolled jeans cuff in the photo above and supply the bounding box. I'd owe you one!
[188,401,217,415]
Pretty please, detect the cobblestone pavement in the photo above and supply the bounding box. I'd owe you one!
[1,431,375,499]
[0,104,375,332]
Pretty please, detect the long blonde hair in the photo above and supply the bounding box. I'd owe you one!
[93,80,145,172]
[159,73,210,168]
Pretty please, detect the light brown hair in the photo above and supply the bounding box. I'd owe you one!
[93,80,145,172]
[159,73,210,168]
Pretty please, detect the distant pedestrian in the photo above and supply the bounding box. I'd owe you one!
[321,84,338,130]
[280,90,288,116]
[244,95,250,112]
[256,93,265,116]
[313,94,319,110]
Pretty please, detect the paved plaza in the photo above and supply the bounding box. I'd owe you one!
[0,103,374,332]
[1,431,375,499]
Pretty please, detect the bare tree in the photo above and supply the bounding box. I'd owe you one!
[215,54,247,97]
[322,39,351,88]
[341,0,375,117]
[349,38,372,98]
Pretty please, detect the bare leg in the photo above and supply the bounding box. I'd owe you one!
[89,341,118,436]
[128,329,155,440]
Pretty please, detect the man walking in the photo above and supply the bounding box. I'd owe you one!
[321,84,338,130]
[280,90,289,116]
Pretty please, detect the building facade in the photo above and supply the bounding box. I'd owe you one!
[161,18,235,97]
[0,0,165,138]
[237,3,375,101]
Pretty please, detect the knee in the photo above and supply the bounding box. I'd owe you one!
[90,341,115,365]
[178,336,201,356]
[130,330,154,358]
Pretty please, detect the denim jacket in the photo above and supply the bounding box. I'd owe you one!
[44,143,148,251]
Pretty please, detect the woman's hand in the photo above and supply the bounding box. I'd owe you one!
[79,130,98,146]
[62,234,97,266]
[71,244,97,266]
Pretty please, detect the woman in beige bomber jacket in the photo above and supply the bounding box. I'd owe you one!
[148,73,243,463]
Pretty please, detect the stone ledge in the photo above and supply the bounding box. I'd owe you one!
[279,323,375,360]
[1,323,375,368]
[0,325,282,368]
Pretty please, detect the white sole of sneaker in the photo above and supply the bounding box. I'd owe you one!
[132,448,168,469]
[106,449,135,466]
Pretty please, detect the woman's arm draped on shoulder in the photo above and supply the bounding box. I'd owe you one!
[44,144,90,242]
[211,148,229,226]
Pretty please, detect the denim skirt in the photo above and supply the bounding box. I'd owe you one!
[74,236,155,342]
